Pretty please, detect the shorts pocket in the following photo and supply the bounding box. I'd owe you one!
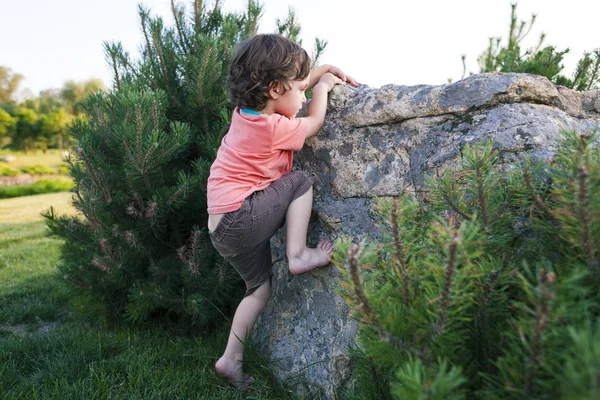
[242,202,284,247]
[209,208,246,249]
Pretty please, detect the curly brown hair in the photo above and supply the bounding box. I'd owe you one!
[228,34,311,111]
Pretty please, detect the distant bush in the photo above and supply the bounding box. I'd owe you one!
[0,178,74,199]
[0,164,19,176]
[19,165,57,175]
[56,164,70,175]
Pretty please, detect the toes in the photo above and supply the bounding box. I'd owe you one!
[320,239,333,251]
[232,375,254,391]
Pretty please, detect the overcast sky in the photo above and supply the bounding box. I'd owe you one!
[1,0,598,96]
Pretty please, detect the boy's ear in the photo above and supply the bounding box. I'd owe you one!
[268,81,281,100]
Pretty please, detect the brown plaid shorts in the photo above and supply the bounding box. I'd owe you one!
[208,171,314,296]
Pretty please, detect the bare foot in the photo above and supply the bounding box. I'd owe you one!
[215,356,254,390]
[288,238,334,275]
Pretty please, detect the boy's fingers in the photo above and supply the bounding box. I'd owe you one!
[346,76,359,86]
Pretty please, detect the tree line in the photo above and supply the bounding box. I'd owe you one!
[0,66,104,152]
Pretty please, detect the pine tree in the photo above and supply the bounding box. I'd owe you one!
[44,0,263,326]
[334,128,600,399]
[462,3,600,91]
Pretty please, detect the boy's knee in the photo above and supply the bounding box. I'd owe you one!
[252,279,271,304]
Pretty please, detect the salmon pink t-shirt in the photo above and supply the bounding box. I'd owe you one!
[207,108,308,214]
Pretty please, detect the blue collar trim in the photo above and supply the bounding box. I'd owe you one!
[240,108,261,116]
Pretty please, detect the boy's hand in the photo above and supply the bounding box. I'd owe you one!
[329,66,360,87]
[316,73,345,92]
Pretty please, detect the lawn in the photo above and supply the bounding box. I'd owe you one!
[0,149,67,168]
[0,192,292,399]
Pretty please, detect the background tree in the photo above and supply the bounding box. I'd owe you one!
[0,78,103,151]
[0,108,15,147]
[60,78,105,116]
[38,108,71,149]
[9,106,41,152]
[36,89,64,114]
[461,3,600,91]
[0,66,23,107]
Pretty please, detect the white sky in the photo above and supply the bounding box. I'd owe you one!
[1,0,598,96]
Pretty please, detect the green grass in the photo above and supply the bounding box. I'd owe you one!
[0,325,292,399]
[0,149,67,168]
[0,193,294,399]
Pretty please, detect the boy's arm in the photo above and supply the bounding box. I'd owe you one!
[308,64,359,90]
[303,73,344,137]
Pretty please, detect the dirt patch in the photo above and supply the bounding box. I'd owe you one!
[0,174,69,187]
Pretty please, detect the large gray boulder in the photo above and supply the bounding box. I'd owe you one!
[253,72,600,398]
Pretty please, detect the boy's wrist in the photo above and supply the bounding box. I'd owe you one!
[314,82,330,92]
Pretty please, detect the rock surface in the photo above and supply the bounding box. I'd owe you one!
[253,72,600,398]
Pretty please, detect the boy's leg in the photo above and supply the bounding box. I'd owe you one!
[285,186,333,275]
[215,279,271,388]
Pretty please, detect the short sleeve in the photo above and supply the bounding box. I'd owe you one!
[272,115,307,151]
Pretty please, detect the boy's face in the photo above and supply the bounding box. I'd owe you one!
[269,75,310,118]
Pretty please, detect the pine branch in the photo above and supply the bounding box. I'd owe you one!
[177,229,202,275]
[476,158,490,227]
[194,0,203,34]
[167,181,189,206]
[577,166,599,277]
[92,257,112,272]
[92,104,118,141]
[107,46,121,90]
[72,183,103,229]
[152,102,159,134]
[391,200,410,304]
[586,50,600,90]
[197,46,212,107]
[170,0,188,54]
[437,230,459,331]
[126,202,144,219]
[443,192,472,221]
[347,244,400,345]
[145,202,158,222]
[125,230,144,251]
[135,104,153,193]
[211,0,221,21]
[140,8,159,81]
[525,268,556,398]
[117,48,158,90]
[98,238,121,268]
[478,269,501,373]
[151,25,169,85]
[77,148,111,203]
[63,275,91,289]
[522,167,558,223]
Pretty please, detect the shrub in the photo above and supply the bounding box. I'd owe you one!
[335,128,600,399]
[19,165,57,175]
[44,2,264,326]
[56,164,70,175]
[0,164,19,176]
[0,178,74,199]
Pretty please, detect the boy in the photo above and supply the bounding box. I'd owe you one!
[207,33,358,387]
